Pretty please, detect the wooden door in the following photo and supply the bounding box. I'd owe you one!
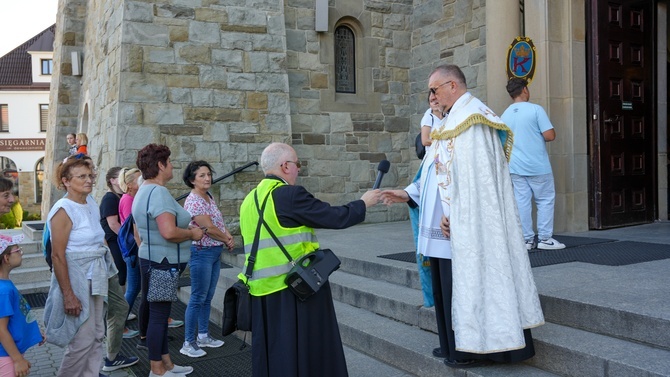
[587,0,657,229]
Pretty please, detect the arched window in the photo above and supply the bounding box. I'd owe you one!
[334,25,355,93]
[35,158,44,203]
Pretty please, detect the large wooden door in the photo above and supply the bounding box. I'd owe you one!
[587,0,657,229]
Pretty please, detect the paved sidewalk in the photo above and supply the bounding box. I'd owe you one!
[24,309,137,377]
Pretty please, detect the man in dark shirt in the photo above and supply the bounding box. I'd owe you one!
[239,142,380,377]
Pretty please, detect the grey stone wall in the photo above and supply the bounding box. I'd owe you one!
[43,0,88,216]
[47,0,487,225]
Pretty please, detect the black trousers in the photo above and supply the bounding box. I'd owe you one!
[139,257,186,361]
[251,282,348,377]
[431,257,535,363]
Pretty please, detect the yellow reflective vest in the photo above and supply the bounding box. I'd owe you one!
[238,178,319,296]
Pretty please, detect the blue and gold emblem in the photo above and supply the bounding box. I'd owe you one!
[506,36,536,83]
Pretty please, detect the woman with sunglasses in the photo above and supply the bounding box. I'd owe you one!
[44,155,119,376]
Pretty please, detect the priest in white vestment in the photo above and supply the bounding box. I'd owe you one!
[382,65,544,368]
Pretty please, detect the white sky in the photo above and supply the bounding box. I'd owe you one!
[0,1,58,57]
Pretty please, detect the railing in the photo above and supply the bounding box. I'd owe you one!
[175,161,259,202]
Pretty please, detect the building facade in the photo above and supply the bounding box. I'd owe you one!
[45,0,668,232]
[0,25,54,216]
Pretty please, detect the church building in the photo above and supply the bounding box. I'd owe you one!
[44,0,669,232]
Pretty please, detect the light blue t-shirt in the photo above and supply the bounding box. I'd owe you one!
[132,184,191,264]
[501,101,554,176]
[0,280,42,356]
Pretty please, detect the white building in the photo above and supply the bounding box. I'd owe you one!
[0,25,54,215]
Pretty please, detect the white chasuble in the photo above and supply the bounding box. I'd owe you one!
[430,93,544,354]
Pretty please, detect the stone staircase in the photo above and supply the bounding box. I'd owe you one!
[194,221,670,377]
[11,219,670,376]
[8,222,51,294]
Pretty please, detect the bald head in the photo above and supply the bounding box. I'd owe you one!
[261,142,300,184]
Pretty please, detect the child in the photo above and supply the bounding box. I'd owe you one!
[420,94,444,147]
[0,234,45,377]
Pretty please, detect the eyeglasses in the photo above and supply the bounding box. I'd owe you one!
[71,174,97,181]
[429,80,453,95]
[9,247,22,255]
[284,160,301,169]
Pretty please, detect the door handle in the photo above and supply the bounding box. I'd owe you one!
[603,115,620,124]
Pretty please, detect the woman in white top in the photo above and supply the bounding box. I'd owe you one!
[44,155,117,377]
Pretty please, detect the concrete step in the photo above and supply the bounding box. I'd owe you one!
[9,265,51,285]
[529,322,670,376]
[329,269,437,333]
[334,300,559,377]
[177,267,416,377]
[540,294,670,351]
[14,280,51,294]
[17,240,42,255]
[18,252,49,269]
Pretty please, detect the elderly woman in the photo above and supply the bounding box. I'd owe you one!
[43,155,118,376]
[179,161,233,358]
[132,144,203,377]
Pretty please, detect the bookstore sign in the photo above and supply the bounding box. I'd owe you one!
[0,138,46,151]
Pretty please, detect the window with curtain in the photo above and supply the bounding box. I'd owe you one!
[334,25,355,93]
[0,105,8,132]
[39,104,48,132]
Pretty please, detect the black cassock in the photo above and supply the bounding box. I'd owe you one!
[250,177,366,377]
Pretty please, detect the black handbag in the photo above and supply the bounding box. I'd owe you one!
[145,187,181,303]
[285,248,341,301]
[221,188,273,336]
[415,132,426,160]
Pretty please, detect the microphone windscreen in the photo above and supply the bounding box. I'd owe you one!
[378,160,390,173]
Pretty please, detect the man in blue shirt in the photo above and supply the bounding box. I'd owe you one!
[501,78,565,250]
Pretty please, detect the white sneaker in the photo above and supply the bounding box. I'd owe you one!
[537,237,566,250]
[197,336,224,348]
[127,313,137,321]
[179,341,206,358]
[525,239,535,251]
[169,364,193,375]
[148,371,185,377]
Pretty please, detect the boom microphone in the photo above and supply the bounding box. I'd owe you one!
[373,160,390,189]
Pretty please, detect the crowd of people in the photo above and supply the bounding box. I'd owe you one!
[0,64,559,377]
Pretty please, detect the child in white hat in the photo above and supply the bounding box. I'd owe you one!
[0,234,45,377]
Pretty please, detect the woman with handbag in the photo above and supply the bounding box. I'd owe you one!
[44,155,118,376]
[179,161,234,358]
[132,144,204,377]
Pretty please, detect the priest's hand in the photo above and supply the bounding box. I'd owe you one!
[440,215,450,238]
[380,189,409,205]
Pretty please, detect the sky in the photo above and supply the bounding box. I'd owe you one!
[0,0,58,57]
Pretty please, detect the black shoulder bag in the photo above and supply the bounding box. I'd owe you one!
[221,189,272,336]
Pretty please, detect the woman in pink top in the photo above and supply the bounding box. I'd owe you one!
[118,168,142,326]
[179,161,234,358]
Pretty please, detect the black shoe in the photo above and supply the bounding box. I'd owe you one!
[432,347,446,358]
[444,358,482,369]
[136,338,147,350]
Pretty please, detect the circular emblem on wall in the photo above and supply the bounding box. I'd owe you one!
[506,36,536,83]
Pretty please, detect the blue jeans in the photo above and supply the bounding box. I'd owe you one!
[511,173,556,241]
[184,245,222,343]
[124,256,141,317]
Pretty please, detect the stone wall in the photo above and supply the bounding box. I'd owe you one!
[43,0,89,216]
[47,0,487,225]
[284,0,415,222]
